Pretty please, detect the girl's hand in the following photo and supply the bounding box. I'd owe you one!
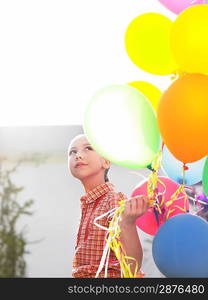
[120,196,149,227]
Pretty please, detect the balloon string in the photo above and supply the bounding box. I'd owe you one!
[165,184,185,208]
[189,195,208,207]
[182,163,189,184]
[94,199,144,278]
[165,163,188,219]
[147,150,162,206]
[170,70,187,81]
[147,150,188,222]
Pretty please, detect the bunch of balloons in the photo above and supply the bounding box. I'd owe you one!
[83,0,208,178]
[82,1,208,278]
[83,2,208,176]
[83,1,208,186]
[125,2,208,180]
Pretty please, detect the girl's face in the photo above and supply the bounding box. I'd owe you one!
[68,135,110,181]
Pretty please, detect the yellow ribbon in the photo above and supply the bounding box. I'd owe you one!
[107,199,140,278]
[94,199,144,278]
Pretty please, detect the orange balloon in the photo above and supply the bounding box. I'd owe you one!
[158,73,208,163]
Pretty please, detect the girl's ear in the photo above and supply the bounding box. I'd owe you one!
[102,158,111,169]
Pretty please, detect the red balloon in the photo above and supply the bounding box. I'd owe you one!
[131,176,189,235]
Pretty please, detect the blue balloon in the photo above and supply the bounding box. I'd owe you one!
[162,145,206,185]
[152,214,208,277]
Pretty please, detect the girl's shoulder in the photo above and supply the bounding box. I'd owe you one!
[105,190,128,209]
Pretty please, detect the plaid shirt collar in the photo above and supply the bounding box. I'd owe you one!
[80,182,115,205]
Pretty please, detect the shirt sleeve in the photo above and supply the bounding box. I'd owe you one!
[108,191,128,212]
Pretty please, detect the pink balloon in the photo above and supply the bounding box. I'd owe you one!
[131,176,189,236]
[158,0,205,15]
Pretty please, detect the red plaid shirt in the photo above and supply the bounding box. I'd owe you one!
[72,182,128,278]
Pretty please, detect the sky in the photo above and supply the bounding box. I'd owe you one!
[0,0,175,126]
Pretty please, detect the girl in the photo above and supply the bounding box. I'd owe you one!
[68,133,149,278]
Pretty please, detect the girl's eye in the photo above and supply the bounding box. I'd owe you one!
[68,146,93,156]
[69,150,77,155]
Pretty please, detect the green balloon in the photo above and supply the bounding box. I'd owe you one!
[202,157,208,196]
[83,85,160,169]
[147,164,155,171]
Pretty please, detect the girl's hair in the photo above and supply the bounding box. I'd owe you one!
[104,168,110,182]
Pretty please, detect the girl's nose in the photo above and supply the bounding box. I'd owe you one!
[75,150,83,159]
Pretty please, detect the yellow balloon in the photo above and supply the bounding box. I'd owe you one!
[171,4,208,73]
[128,81,162,111]
[125,13,177,75]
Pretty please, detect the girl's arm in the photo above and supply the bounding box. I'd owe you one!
[119,196,149,275]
